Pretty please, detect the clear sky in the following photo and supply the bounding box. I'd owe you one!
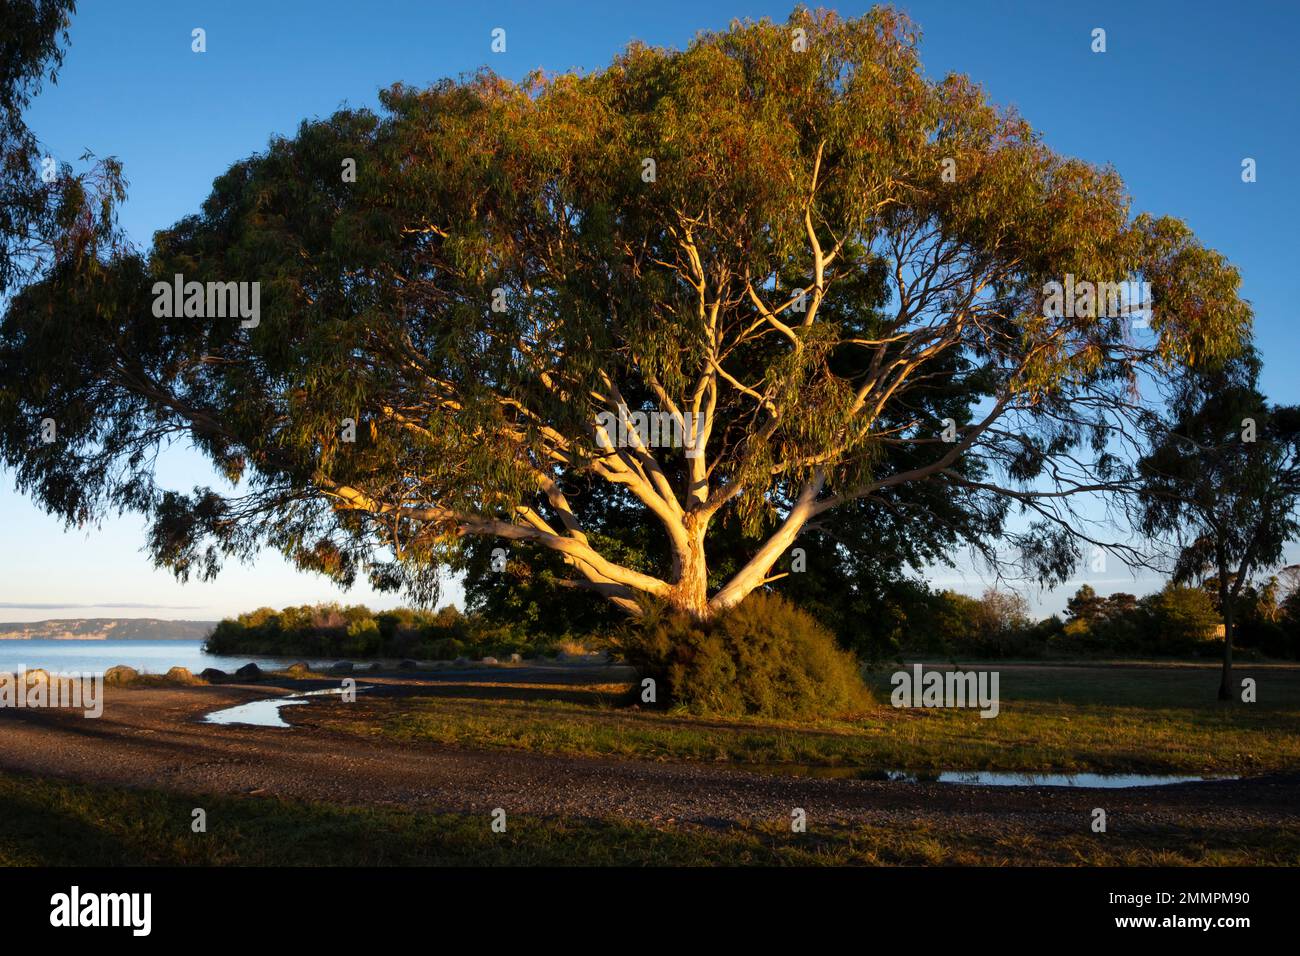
[3,0,1297,622]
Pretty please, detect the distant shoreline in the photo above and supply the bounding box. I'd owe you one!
[0,619,217,641]
[0,636,206,641]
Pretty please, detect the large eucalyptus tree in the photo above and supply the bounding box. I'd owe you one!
[0,8,1250,621]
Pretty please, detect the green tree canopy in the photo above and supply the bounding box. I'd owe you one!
[0,7,1251,622]
[1137,349,1300,697]
[0,1,123,297]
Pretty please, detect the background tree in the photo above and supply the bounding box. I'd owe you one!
[1058,585,1143,652]
[0,1,123,298]
[1206,575,1294,659]
[1273,567,1300,659]
[1137,350,1300,698]
[1064,584,1106,628]
[919,587,1037,658]
[1145,583,1220,652]
[0,8,1250,630]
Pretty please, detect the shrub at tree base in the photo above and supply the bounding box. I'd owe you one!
[618,594,871,719]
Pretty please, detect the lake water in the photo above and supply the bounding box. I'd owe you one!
[0,639,309,675]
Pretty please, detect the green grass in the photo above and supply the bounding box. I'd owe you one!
[2,770,1295,866]
[315,662,1300,775]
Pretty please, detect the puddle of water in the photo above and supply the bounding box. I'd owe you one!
[740,764,1234,788]
[203,697,311,728]
[929,771,1232,788]
[203,687,362,728]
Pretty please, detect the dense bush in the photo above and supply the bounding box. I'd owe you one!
[894,581,1270,660]
[1226,578,1300,659]
[1049,583,1222,657]
[1147,585,1220,652]
[204,603,572,660]
[926,588,1045,658]
[614,593,871,719]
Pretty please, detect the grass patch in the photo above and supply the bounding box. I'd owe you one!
[1,770,1294,866]
[313,662,1300,775]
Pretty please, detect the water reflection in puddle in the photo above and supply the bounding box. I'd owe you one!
[203,687,362,728]
[927,770,1231,788]
[741,765,1234,788]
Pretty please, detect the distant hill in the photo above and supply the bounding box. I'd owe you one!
[0,619,216,640]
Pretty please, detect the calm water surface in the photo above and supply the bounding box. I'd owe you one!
[741,764,1235,787]
[204,687,364,727]
[0,639,310,675]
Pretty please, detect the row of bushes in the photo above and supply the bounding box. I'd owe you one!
[204,603,568,661]
[901,581,1300,660]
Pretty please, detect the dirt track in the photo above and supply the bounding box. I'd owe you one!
[0,676,1296,838]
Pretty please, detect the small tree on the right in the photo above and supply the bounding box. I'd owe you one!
[1137,350,1300,700]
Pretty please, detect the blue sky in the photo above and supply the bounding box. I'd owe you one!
[3,0,1297,621]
